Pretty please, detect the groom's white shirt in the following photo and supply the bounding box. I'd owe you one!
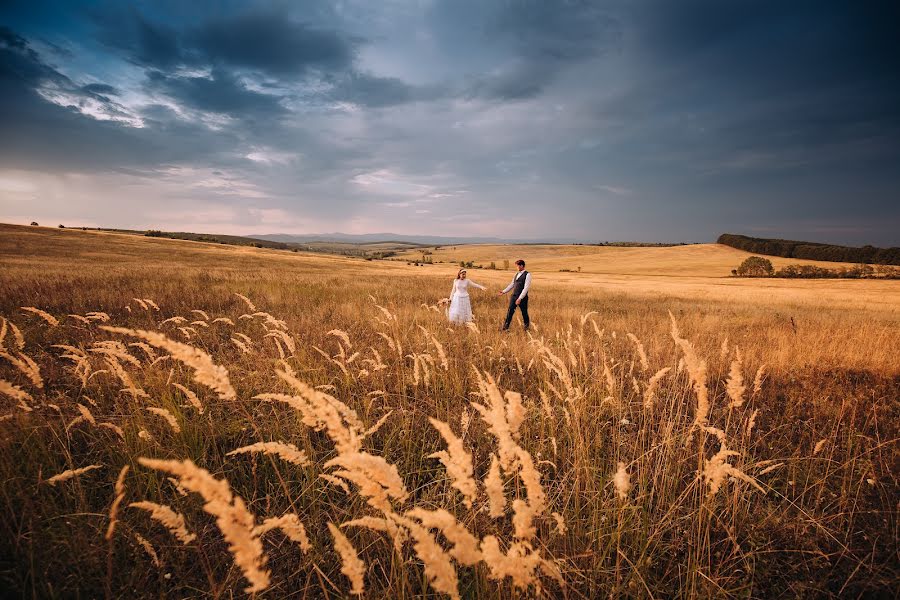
[502,270,532,298]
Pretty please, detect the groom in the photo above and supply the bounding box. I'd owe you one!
[498,259,531,331]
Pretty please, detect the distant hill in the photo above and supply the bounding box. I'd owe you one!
[87,227,296,250]
[23,223,696,252]
[718,233,900,265]
[253,233,699,246]
[253,233,535,245]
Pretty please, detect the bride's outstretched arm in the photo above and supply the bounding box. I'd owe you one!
[470,281,486,290]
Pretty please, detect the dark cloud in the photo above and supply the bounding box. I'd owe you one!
[422,0,623,101]
[1,26,61,83]
[146,68,287,117]
[191,10,355,76]
[463,62,550,101]
[81,82,118,96]
[593,0,900,185]
[93,9,184,69]
[1,1,898,244]
[490,0,621,62]
[86,5,425,110]
[0,28,233,171]
[92,6,355,77]
[330,72,414,107]
[328,72,448,107]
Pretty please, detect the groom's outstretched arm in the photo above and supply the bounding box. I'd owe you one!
[498,276,515,296]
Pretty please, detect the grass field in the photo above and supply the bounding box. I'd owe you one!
[397,242,900,313]
[0,223,897,598]
[395,242,861,276]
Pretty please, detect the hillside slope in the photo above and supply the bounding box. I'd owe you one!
[396,243,855,277]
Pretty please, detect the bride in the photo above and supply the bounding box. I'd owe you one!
[448,268,486,324]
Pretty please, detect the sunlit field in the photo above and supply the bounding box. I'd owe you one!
[394,242,860,276]
[395,242,900,313]
[1,223,897,598]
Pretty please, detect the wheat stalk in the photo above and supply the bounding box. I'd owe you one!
[254,514,311,552]
[726,348,747,408]
[427,417,477,508]
[257,369,362,454]
[327,522,365,595]
[101,327,236,401]
[105,465,130,541]
[146,407,181,433]
[392,514,460,600]
[234,293,256,311]
[20,307,59,326]
[406,507,481,566]
[325,452,408,512]
[227,441,310,466]
[68,314,92,325]
[171,383,203,414]
[129,501,196,544]
[643,367,671,409]
[46,464,102,485]
[133,533,161,567]
[159,316,188,326]
[0,379,33,412]
[626,332,650,371]
[137,457,269,593]
[484,454,506,518]
[669,312,709,432]
[0,349,43,389]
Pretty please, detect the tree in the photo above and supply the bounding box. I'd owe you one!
[736,256,774,277]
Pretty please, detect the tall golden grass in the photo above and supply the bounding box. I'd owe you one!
[0,223,897,597]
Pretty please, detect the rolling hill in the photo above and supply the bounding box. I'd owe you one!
[394,242,857,277]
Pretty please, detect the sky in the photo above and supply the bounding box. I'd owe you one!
[1,0,898,245]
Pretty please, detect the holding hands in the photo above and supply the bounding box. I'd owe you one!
[496,289,520,304]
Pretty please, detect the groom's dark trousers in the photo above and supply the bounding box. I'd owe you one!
[502,294,529,330]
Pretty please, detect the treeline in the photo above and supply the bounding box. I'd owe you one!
[775,264,899,279]
[143,229,292,249]
[718,233,900,265]
[733,256,900,279]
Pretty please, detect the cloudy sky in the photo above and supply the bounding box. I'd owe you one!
[1,0,898,244]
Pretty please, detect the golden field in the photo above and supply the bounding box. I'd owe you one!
[0,222,897,598]
[397,243,900,313]
[394,241,860,276]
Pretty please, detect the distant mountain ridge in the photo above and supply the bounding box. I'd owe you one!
[252,233,561,245]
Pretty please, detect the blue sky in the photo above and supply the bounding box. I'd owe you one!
[1,0,898,244]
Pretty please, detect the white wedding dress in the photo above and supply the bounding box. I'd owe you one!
[448,278,485,324]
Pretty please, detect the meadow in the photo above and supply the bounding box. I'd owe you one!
[0,223,897,598]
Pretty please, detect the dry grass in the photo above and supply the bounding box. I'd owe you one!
[0,222,898,598]
[399,242,900,312]
[396,241,865,275]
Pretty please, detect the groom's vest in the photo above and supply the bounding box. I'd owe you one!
[511,270,529,298]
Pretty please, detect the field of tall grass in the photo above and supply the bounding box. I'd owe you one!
[1,224,897,598]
